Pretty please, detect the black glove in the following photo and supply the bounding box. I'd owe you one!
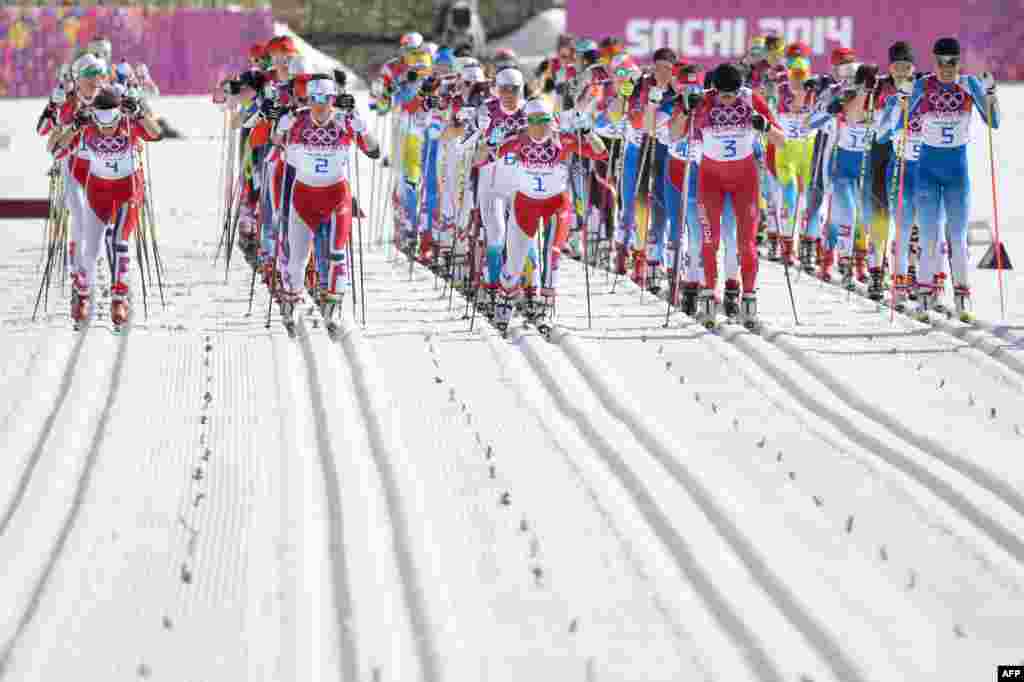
[855,64,879,91]
[418,76,437,97]
[333,69,347,88]
[536,59,550,78]
[544,78,556,93]
[407,69,419,83]
[37,105,56,130]
[422,95,440,110]
[751,112,769,132]
[826,97,844,115]
[802,77,818,92]
[122,97,140,116]
[336,93,355,111]
[686,90,703,112]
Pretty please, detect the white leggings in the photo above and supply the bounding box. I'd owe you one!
[76,199,134,299]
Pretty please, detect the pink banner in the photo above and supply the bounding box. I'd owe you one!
[566,0,1024,80]
[0,6,273,98]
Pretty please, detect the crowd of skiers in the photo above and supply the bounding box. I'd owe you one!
[215,30,998,333]
[34,26,1002,334]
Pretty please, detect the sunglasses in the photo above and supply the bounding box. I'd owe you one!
[309,93,333,104]
[527,114,552,125]
[497,84,520,92]
[614,67,632,79]
[935,55,960,66]
[93,107,122,126]
[79,67,106,80]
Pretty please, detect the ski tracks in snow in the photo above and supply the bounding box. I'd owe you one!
[0,329,129,676]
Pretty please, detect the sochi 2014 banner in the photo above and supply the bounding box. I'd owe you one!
[566,0,1024,81]
[0,6,273,98]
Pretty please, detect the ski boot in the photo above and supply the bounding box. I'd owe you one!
[417,232,434,266]
[479,287,498,320]
[646,262,663,295]
[914,285,934,322]
[780,236,796,267]
[954,285,973,323]
[630,250,647,288]
[798,237,817,275]
[756,210,768,245]
[765,232,780,261]
[71,292,90,331]
[854,249,868,285]
[613,242,628,276]
[278,296,297,337]
[535,291,555,338]
[493,295,513,336]
[110,296,130,334]
[932,273,949,315]
[320,292,343,336]
[891,274,911,312]
[819,248,835,283]
[867,268,885,302]
[695,289,718,330]
[681,282,699,317]
[723,280,741,319]
[740,292,760,331]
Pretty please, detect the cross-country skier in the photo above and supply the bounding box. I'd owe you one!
[902,37,999,321]
[690,63,785,327]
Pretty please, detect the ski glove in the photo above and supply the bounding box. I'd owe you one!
[980,71,996,95]
[336,93,356,111]
[826,97,844,115]
[647,86,664,104]
[751,112,769,132]
[686,91,703,112]
[50,85,67,106]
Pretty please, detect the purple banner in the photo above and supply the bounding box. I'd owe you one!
[0,6,273,98]
[566,1,1024,81]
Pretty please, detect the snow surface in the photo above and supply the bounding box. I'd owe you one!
[1,89,1024,680]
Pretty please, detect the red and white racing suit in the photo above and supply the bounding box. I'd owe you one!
[279,109,369,300]
[66,119,159,300]
[691,89,779,293]
[495,131,607,297]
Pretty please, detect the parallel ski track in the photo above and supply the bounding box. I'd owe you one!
[0,330,129,677]
[489,320,875,682]
[325,315,442,682]
[0,329,87,538]
[287,315,360,682]
[764,257,1024,381]
[568,254,1024,566]
[413,254,854,681]
[280,310,437,682]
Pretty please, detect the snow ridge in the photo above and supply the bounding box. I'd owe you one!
[0,331,129,676]
[333,317,443,682]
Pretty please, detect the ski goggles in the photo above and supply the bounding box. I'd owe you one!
[526,113,553,125]
[613,66,634,80]
[93,107,122,127]
[308,93,334,104]
[718,86,741,97]
[935,55,960,67]
[79,65,106,80]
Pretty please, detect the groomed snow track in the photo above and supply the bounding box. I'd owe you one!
[3,93,1024,680]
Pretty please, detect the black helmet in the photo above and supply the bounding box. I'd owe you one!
[888,41,914,64]
[932,37,960,57]
[712,63,743,93]
[93,88,122,110]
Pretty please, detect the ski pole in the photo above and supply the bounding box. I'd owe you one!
[665,113,693,327]
[576,126,593,328]
[888,96,910,323]
[764,132,799,326]
[356,158,367,326]
[985,92,1006,320]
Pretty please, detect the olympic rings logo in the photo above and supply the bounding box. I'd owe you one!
[90,134,129,155]
[302,124,341,149]
[521,140,559,165]
[928,89,965,112]
[709,103,749,127]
